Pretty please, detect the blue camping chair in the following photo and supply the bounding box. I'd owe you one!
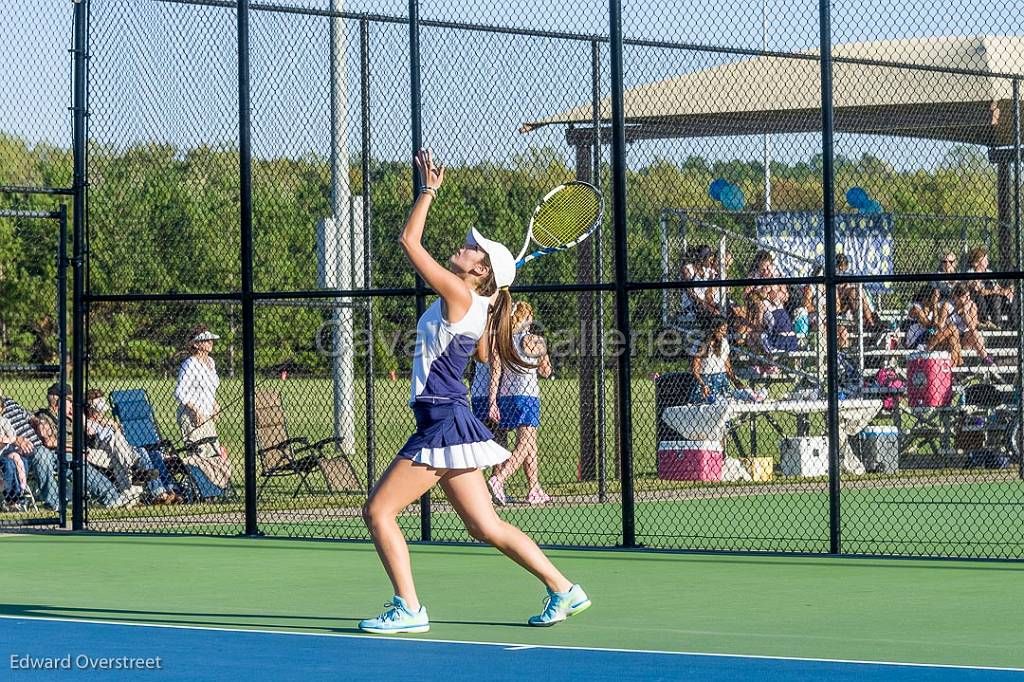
[110,389,233,503]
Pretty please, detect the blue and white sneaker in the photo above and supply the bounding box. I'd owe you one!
[527,584,591,626]
[358,596,429,634]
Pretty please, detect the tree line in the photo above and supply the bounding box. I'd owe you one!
[0,133,999,376]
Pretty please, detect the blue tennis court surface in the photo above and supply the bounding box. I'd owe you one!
[2,617,1022,681]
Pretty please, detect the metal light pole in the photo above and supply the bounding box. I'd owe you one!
[326,0,356,455]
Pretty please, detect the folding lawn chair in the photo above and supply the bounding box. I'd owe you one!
[255,389,360,497]
[109,389,234,503]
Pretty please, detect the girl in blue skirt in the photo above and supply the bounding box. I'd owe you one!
[358,150,590,634]
[486,300,553,506]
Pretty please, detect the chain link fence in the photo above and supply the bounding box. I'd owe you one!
[1,0,1022,558]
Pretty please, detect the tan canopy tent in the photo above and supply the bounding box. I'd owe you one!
[523,35,1024,148]
[523,33,1024,271]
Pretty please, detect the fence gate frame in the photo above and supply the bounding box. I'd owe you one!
[0,195,72,528]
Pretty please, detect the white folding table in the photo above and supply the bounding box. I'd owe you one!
[662,399,883,474]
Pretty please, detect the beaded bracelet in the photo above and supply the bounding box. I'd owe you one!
[419,186,438,198]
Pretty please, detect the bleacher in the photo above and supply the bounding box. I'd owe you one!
[657,207,1022,472]
[850,308,1019,468]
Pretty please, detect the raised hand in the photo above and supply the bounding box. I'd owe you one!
[414,148,445,191]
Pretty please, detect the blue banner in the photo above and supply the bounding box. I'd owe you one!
[755,211,894,292]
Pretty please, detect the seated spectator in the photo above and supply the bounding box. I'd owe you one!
[0,393,133,510]
[31,386,135,508]
[680,244,701,281]
[745,249,778,296]
[934,250,958,299]
[904,284,962,366]
[85,389,181,505]
[759,285,799,356]
[2,396,62,510]
[786,264,854,350]
[680,245,720,322]
[711,249,733,281]
[966,246,1016,330]
[730,287,763,348]
[679,244,701,317]
[787,276,816,342]
[836,253,881,330]
[1,420,31,510]
[948,284,994,366]
[690,317,744,404]
[744,250,788,333]
[82,388,141,494]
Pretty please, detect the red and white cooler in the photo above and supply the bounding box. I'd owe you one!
[657,440,724,481]
[907,351,952,407]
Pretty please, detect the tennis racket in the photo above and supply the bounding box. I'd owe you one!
[515,181,603,269]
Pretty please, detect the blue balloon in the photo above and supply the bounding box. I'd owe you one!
[846,186,869,209]
[721,184,746,211]
[863,199,883,214]
[708,178,729,201]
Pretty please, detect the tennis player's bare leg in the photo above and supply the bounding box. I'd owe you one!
[960,300,990,358]
[440,468,572,593]
[930,325,962,366]
[962,328,988,358]
[362,458,442,611]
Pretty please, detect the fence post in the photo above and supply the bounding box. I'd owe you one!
[361,18,377,493]
[237,0,259,536]
[591,40,607,503]
[70,0,89,531]
[1012,79,1023,482]
[408,0,430,542]
[608,0,635,548]
[818,0,842,554]
[575,142,597,482]
[57,205,70,528]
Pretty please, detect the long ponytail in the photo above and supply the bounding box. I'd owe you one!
[475,255,534,372]
[488,288,536,373]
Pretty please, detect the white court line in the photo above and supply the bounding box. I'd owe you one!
[503,645,536,651]
[0,614,1021,674]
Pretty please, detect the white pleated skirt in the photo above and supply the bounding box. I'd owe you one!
[397,400,511,469]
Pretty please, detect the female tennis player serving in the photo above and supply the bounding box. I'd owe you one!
[358,149,591,634]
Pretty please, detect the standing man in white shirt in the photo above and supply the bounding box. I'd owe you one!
[174,326,230,491]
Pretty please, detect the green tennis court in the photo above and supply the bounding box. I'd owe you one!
[2,533,1022,674]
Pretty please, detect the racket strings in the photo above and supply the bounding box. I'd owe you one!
[531,185,601,248]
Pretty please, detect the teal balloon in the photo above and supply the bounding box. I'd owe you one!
[863,199,883,214]
[708,178,729,201]
[721,184,745,211]
[846,186,869,209]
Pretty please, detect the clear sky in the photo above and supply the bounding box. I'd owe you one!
[2,0,1023,174]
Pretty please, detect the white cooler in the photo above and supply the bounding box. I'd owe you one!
[859,426,900,473]
[779,437,829,477]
